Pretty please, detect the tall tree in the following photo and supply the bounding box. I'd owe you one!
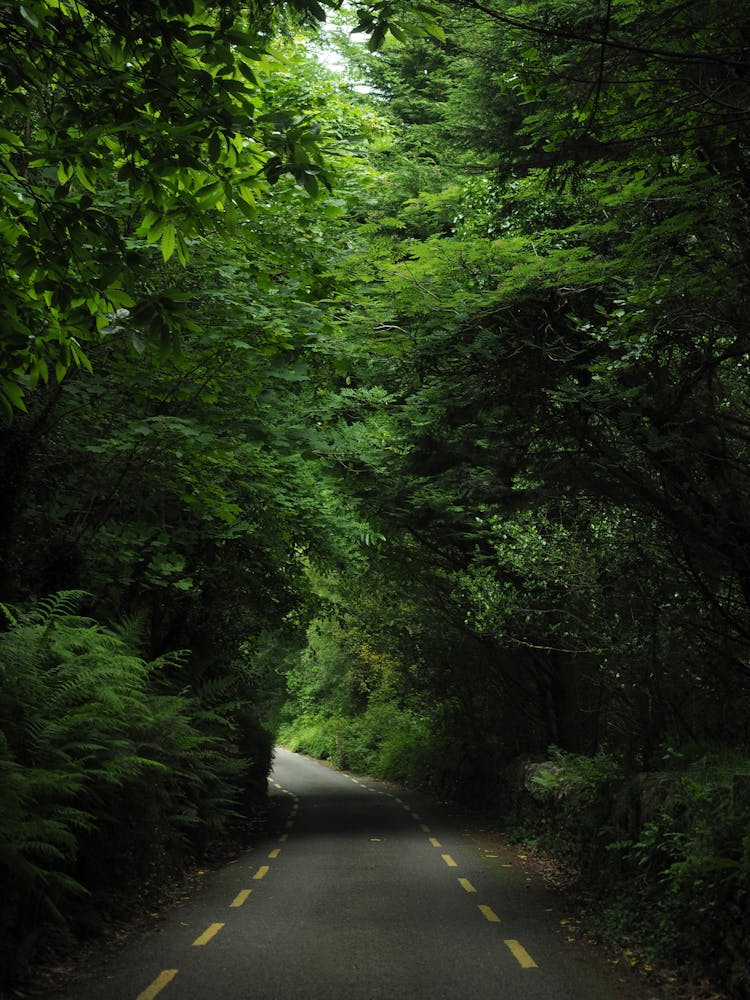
[295,0,750,764]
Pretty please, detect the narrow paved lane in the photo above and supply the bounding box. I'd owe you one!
[48,749,633,999]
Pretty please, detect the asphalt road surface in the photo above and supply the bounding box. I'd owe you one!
[47,748,638,999]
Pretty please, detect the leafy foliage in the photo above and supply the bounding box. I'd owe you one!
[0,25,393,983]
[3,0,750,992]
[0,592,272,981]
[273,3,750,993]
[0,0,444,417]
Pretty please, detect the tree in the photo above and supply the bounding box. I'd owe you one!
[295,0,750,764]
[0,30,398,981]
[0,0,449,416]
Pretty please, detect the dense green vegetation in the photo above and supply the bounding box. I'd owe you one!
[2,0,750,994]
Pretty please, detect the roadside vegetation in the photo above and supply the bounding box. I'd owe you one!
[2,0,749,995]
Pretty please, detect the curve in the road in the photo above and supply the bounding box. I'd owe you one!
[48,748,634,1000]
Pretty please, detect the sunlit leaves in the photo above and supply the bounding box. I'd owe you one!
[354,0,447,48]
[0,2,356,414]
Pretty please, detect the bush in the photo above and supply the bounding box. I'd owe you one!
[611,753,750,994]
[508,746,750,997]
[278,713,333,759]
[523,747,623,874]
[279,696,439,790]
[0,593,270,985]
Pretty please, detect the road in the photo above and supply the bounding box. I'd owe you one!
[46,748,640,999]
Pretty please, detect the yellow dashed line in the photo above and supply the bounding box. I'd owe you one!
[136,969,178,1000]
[458,878,476,893]
[268,848,281,859]
[429,837,442,848]
[479,904,501,923]
[279,833,288,842]
[410,812,421,821]
[441,854,457,867]
[230,889,252,908]
[253,865,270,880]
[420,824,431,834]
[504,939,538,968]
[285,819,294,830]
[192,923,224,946]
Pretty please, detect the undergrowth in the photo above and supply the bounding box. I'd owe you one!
[523,747,750,997]
[0,592,272,986]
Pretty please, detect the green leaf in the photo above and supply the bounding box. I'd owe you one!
[161,225,177,263]
[57,162,74,185]
[69,339,93,373]
[74,163,97,194]
[1,380,27,414]
[19,4,41,29]
[0,128,23,148]
[422,21,445,43]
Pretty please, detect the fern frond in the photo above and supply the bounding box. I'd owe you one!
[0,602,18,628]
[20,591,90,627]
[194,675,239,705]
[149,648,190,676]
[111,611,149,654]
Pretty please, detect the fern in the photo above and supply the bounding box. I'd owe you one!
[111,611,149,654]
[0,603,18,628]
[0,591,271,983]
[36,591,91,625]
[3,590,90,628]
[149,647,190,682]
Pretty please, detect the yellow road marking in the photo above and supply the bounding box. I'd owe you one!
[458,878,476,893]
[279,833,288,842]
[420,824,430,834]
[253,865,270,880]
[192,923,224,946]
[479,904,501,923]
[429,837,441,848]
[230,889,252,908]
[136,969,178,1000]
[285,819,294,830]
[441,854,457,867]
[268,848,281,859]
[411,812,421,820]
[504,939,538,968]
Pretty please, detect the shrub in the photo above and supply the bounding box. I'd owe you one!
[510,746,750,996]
[612,753,750,994]
[0,593,269,984]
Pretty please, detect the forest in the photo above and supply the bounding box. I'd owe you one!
[1,0,749,995]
